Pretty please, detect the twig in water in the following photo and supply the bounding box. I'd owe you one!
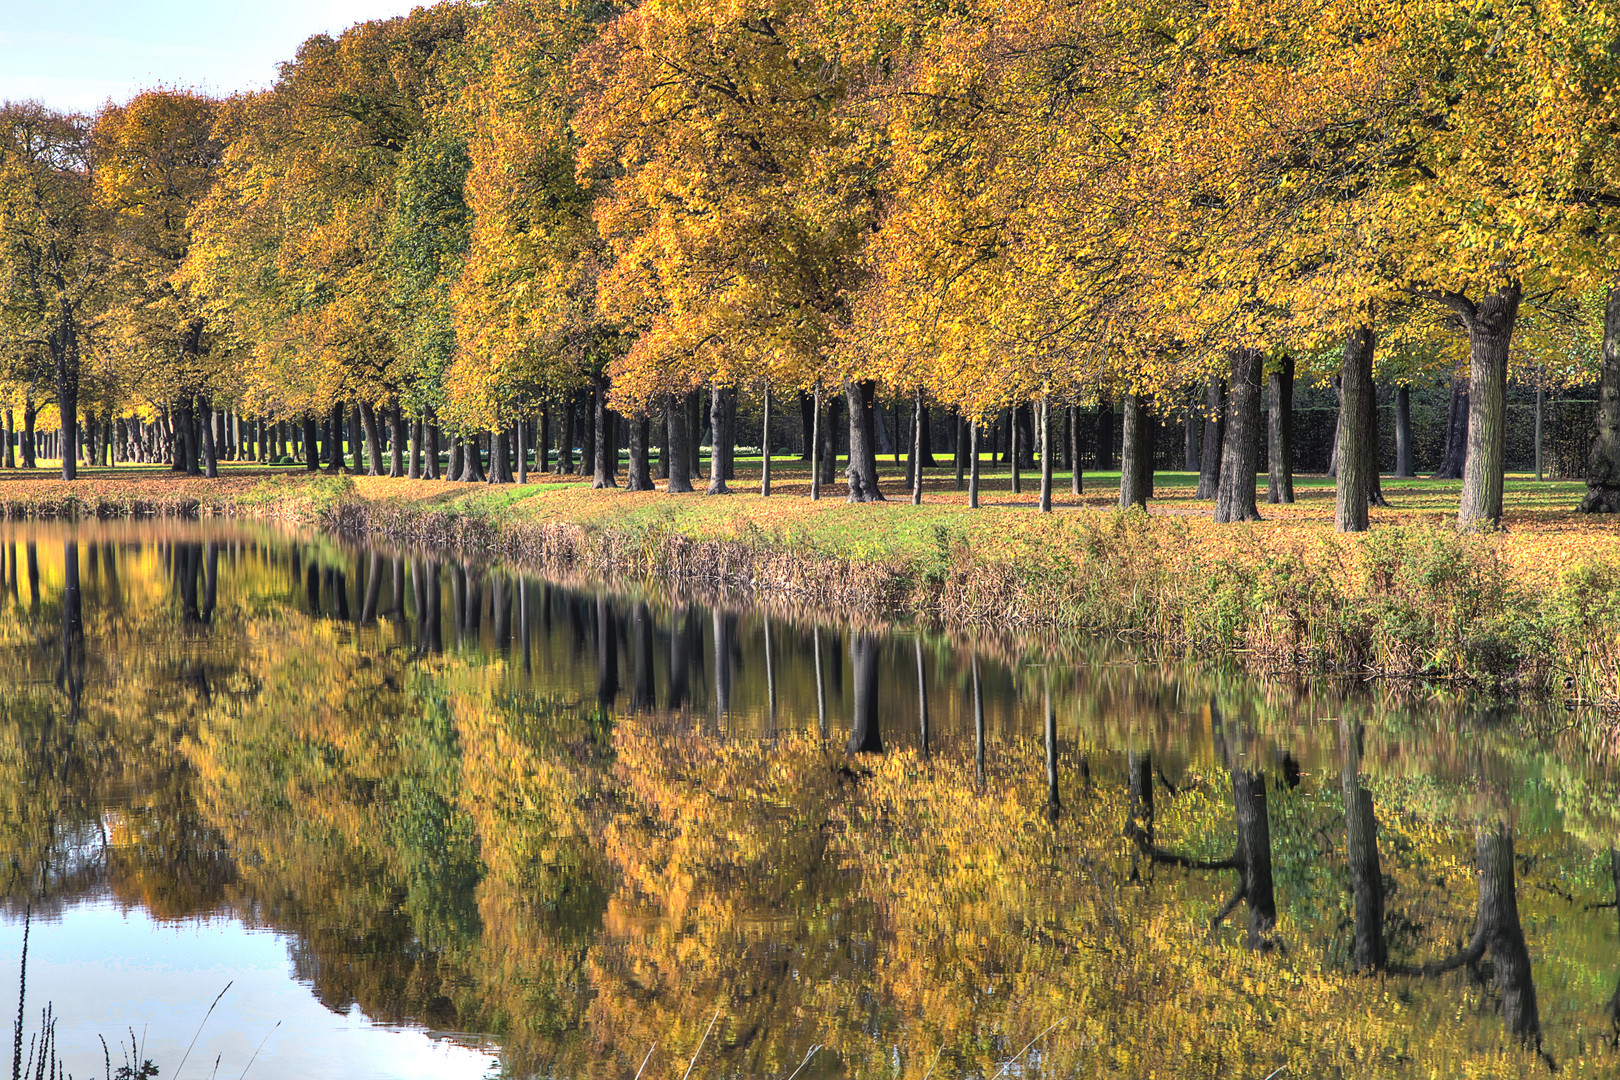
[681,1006,723,1080]
[174,982,232,1080]
[632,1042,656,1080]
[782,1044,822,1080]
[236,1023,278,1080]
[920,1044,945,1080]
[988,1019,1067,1080]
[1260,1069,1288,1080]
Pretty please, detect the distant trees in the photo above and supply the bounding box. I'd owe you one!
[4,0,1620,526]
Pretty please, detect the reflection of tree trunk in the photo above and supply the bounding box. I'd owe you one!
[58,542,83,708]
[669,607,691,710]
[1341,720,1386,971]
[1043,678,1059,820]
[1229,767,1278,949]
[332,568,351,623]
[305,562,320,616]
[813,625,827,738]
[360,551,382,625]
[1196,379,1225,499]
[763,614,776,732]
[1393,822,1544,1052]
[847,633,881,753]
[202,543,217,623]
[425,561,442,654]
[1477,824,1541,1044]
[518,578,531,673]
[597,594,619,709]
[632,602,655,711]
[1126,751,1155,850]
[712,609,733,717]
[1605,845,1620,1036]
[914,638,929,757]
[492,574,511,653]
[972,654,985,786]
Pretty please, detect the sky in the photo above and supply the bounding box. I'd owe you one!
[0,0,427,114]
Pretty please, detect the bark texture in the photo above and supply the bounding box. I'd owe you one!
[666,395,692,493]
[845,381,884,503]
[1118,394,1151,509]
[1267,356,1294,504]
[1580,283,1620,512]
[1459,285,1521,528]
[1213,350,1263,523]
[1196,379,1225,499]
[1336,326,1376,532]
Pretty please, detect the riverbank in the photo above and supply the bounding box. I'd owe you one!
[2,462,1618,702]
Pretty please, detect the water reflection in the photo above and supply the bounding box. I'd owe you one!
[0,521,1616,1078]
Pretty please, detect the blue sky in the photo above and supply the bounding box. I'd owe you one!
[0,1,427,114]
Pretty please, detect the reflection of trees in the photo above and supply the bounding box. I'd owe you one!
[3,529,1620,1077]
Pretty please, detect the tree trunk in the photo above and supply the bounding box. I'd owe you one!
[761,384,773,497]
[388,406,405,478]
[1010,406,1021,494]
[1196,379,1225,499]
[1581,283,1620,511]
[810,385,822,501]
[846,380,884,502]
[359,401,383,475]
[1533,385,1544,482]
[594,379,618,488]
[1394,384,1414,477]
[665,394,692,493]
[1267,357,1295,503]
[1366,378,1387,508]
[1039,395,1053,512]
[1341,720,1387,971]
[425,419,441,480]
[1214,350,1263,523]
[687,390,703,482]
[969,422,981,508]
[464,430,488,483]
[1119,392,1151,510]
[954,411,966,491]
[1069,406,1083,494]
[707,385,732,495]
[1184,402,1200,471]
[847,633,882,754]
[1095,399,1115,470]
[911,389,924,505]
[200,396,219,478]
[821,392,841,486]
[538,407,551,474]
[559,398,576,475]
[349,405,364,473]
[578,390,595,476]
[303,414,319,473]
[176,397,199,475]
[799,391,814,460]
[489,425,515,483]
[1336,326,1376,532]
[1434,377,1468,479]
[408,417,422,479]
[627,415,653,490]
[1459,284,1521,529]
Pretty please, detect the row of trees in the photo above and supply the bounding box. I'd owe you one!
[5,0,1620,530]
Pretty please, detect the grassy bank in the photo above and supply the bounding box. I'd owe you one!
[3,459,1619,701]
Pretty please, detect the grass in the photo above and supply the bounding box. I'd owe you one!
[3,454,1619,702]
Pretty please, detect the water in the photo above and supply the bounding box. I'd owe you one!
[0,519,1616,1079]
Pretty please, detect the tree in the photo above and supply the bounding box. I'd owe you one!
[94,89,225,476]
[0,103,102,480]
